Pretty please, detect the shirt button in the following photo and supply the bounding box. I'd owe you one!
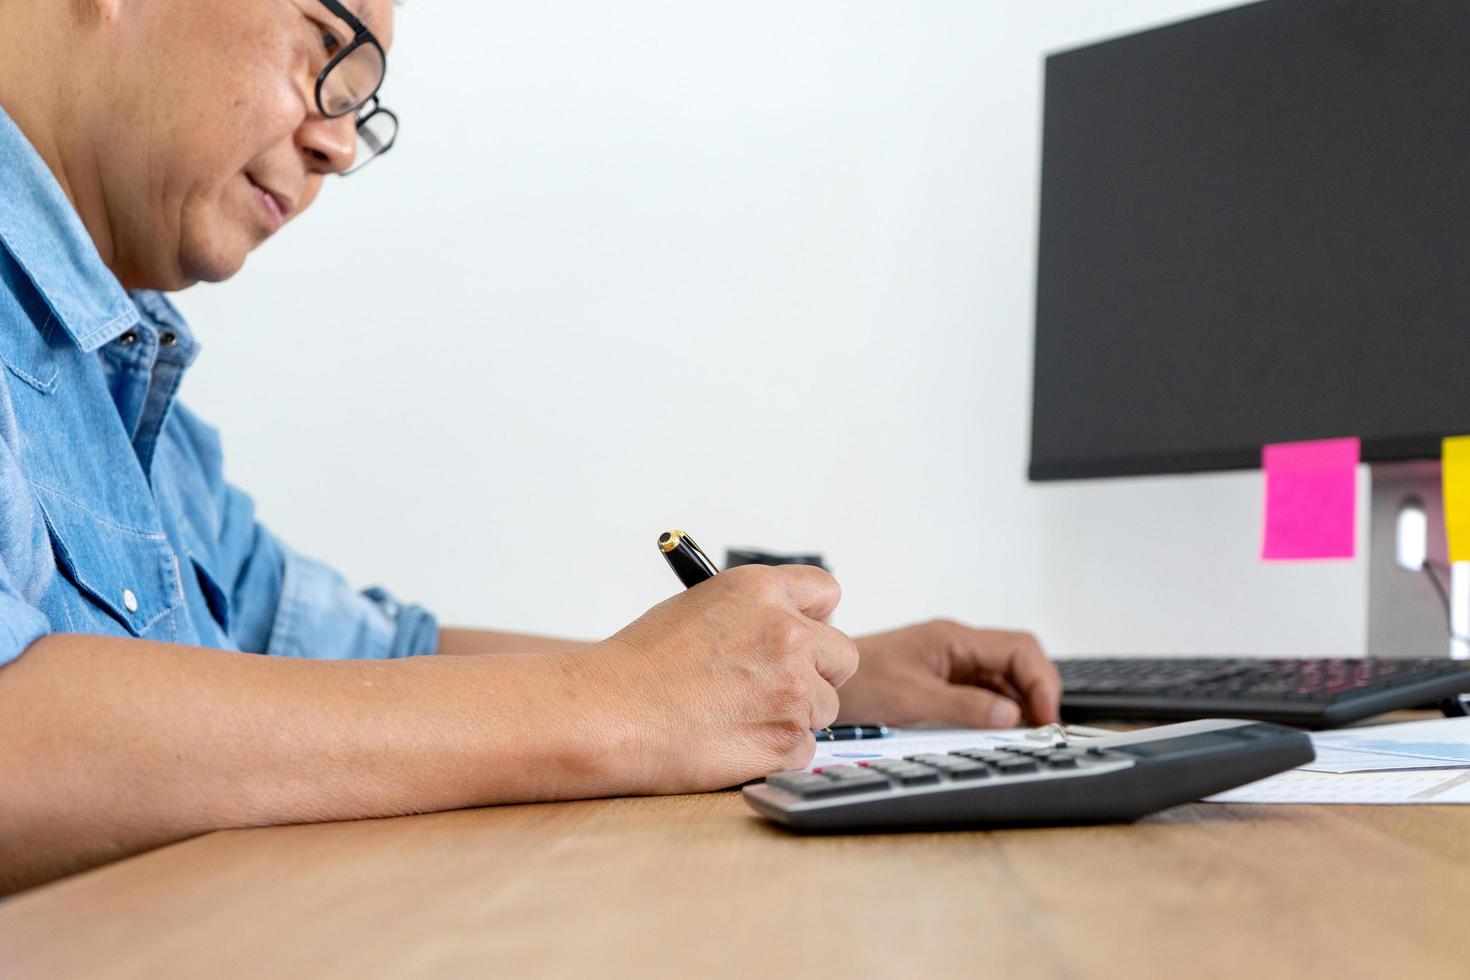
[122,589,139,613]
[117,331,140,347]
[159,331,178,347]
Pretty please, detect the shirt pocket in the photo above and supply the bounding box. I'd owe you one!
[185,546,232,636]
[31,484,182,639]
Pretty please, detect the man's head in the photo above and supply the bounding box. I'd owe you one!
[0,0,395,291]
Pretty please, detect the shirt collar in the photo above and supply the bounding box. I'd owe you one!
[130,288,199,358]
[0,105,139,352]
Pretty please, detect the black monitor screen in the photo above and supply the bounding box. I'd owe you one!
[1030,0,1470,481]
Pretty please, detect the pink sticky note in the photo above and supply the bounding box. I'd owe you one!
[1261,438,1360,561]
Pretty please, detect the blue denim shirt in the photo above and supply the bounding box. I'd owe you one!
[0,106,438,668]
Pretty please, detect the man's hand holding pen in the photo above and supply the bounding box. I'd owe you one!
[584,564,858,793]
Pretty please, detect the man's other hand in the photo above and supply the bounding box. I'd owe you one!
[835,620,1061,729]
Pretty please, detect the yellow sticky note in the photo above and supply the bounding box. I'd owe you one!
[1443,436,1470,563]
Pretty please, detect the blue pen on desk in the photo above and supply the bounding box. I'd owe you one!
[657,531,891,743]
[814,725,890,741]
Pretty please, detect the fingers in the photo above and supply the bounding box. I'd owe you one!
[773,565,842,623]
[997,632,1062,724]
[945,623,1062,725]
[805,665,842,731]
[807,621,860,689]
[780,728,819,773]
[922,680,1023,729]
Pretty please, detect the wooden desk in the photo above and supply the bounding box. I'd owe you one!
[1,788,1468,979]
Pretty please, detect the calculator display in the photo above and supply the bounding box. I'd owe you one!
[1110,730,1249,759]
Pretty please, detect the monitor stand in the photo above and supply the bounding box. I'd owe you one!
[1367,461,1470,659]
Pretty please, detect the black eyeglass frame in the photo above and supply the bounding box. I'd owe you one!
[314,0,387,121]
[343,97,399,175]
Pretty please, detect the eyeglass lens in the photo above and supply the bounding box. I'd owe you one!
[350,111,397,173]
[321,43,385,118]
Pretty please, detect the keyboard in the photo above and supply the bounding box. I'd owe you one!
[743,719,1313,830]
[1058,656,1470,729]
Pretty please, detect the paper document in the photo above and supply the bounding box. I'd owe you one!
[1310,716,1470,768]
[1207,768,1470,805]
[1299,745,1465,773]
[1208,716,1470,803]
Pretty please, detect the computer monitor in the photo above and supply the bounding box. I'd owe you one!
[1029,0,1470,656]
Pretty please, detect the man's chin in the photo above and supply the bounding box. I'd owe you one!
[177,240,250,288]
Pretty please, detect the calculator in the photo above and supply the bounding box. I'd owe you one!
[742,719,1314,830]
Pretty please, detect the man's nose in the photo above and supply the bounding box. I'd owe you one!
[297,113,358,176]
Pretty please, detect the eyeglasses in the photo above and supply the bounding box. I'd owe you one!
[315,0,397,175]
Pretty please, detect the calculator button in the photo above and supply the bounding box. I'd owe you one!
[910,754,974,769]
[1045,756,1080,769]
[831,777,891,794]
[823,765,871,779]
[941,759,988,772]
[944,764,992,781]
[866,761,945,786]
[765,773,844,798]
[994,758,1040,774]
[815,767,892,792]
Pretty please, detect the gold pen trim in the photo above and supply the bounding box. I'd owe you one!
[658,530,686,554]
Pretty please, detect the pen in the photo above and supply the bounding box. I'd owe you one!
[658,530,719,587]
[813,725,890,741]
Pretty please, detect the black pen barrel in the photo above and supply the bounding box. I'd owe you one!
[659,530,719,588]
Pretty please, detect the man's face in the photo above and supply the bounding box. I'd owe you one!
[97,0,395,290]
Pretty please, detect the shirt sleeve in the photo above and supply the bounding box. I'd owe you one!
[0,429,51,669]
[0,561,49,670]
[217,483,440,660]
[165,401,439,660]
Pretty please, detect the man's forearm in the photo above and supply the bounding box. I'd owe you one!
[0,633,628,895]
[437,627,586,656]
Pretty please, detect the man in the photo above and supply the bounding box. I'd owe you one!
[0,0,1060,894]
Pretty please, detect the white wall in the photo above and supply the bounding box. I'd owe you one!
[175,0,1368,655]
